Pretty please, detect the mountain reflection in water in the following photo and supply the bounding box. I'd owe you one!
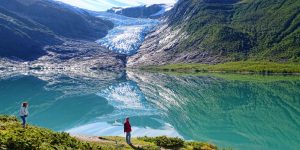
[0,69,299,150]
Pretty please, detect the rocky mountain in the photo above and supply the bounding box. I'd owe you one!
[0,5,60,60]
[107,4,173,19]
[0,0,116,62]
[128,0,300,67]
[0,40,126,71]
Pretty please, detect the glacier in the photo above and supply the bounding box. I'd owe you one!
[95,12,160,55]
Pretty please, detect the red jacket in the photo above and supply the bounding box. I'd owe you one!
[124,121,132,133]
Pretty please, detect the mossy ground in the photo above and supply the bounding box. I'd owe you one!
[0,115,219,150]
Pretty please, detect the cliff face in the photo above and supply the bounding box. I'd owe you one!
[0,0,114,61]
[128,0,300,67]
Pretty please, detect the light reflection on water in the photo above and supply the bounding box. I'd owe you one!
[67,121,181,138]
[0,70,299,150]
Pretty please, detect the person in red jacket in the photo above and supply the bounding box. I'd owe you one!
[124,117,132,145]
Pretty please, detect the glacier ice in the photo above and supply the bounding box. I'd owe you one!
[95,12,160,55]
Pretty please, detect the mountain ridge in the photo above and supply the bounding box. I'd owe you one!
[128,0,300,67]
[0,0,114,61]
[107,4,173,19]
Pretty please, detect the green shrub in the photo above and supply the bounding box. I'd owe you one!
[138,136,184,149]
[0,115,18,122]
[186,141,217,150]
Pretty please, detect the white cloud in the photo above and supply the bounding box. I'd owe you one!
[53,0,177,11]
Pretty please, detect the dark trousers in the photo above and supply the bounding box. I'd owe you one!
[126,132,131,144]
[20,116,26,128]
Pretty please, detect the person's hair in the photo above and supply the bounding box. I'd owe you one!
[22,102,28,107]
[124,117,129,123]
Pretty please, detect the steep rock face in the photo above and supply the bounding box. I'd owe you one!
[0,0,113,61]
[1,0,113,40]
[127,24,194,66]
[128,0,300,67]
[107,4,171,19]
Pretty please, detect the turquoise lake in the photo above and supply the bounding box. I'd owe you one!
[0,70,299,150]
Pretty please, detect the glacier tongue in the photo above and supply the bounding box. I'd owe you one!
[95,12,159,55]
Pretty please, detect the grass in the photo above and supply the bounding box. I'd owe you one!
[0,115,113,150]
[0,115,219,150]
[134,70,300,83]
[141,61,300,74]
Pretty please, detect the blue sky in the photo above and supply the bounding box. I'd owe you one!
[54,0,177,11]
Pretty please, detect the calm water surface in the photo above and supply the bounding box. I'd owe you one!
[0,70,299,150]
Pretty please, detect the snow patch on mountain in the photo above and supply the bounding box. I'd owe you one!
[53,0,176,11]
[95,12,159,55]
[109,7,123,13]
[150,4,174,17]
